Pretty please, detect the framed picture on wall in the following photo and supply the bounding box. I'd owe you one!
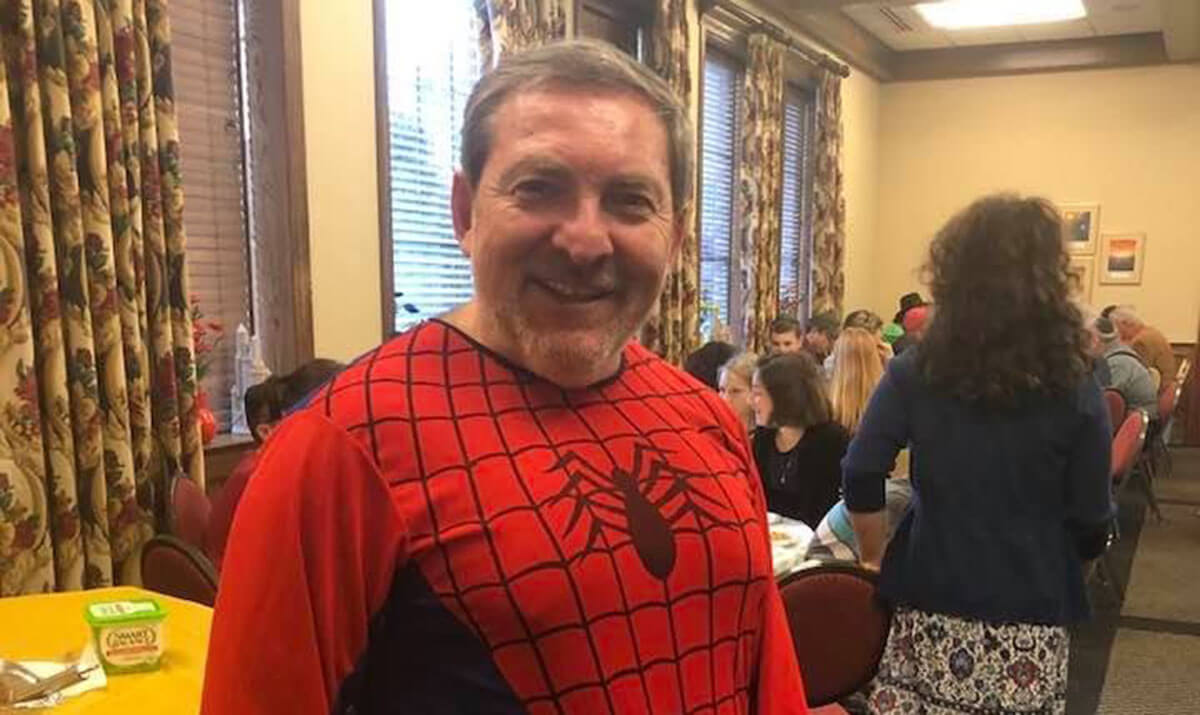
[1067,255,1093,301]
[1099,233,1146,285]
[1058,203,1100,255]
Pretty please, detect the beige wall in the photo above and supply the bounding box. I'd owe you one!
[840,69,882,320]
[874,64,1200,342]
[299,0,382,361]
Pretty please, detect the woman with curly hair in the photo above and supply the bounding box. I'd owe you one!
[844,195,1113,714]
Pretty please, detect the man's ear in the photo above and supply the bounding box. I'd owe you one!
[452,172,475,258]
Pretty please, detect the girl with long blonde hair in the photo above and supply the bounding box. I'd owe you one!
[829,327,885,434]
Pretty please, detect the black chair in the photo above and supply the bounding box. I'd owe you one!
[141,534,218,607]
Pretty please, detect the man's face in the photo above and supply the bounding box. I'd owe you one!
[770,330,803,355]
[1114,318,1138,342]
[804,329,832,357]
[452,88,679,383]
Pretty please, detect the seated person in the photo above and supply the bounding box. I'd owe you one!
[768,315,805,355]
[803,310,839,364]
[205,358,344,570]
[1111,306,1176,381]
[718,352,758,434]
[1096,317,1158,419]
[750,352,849,527]
[805,477,913,563]
[682,340,736,390]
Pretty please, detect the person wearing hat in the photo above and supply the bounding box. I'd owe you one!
[1096,316,1158,418]
[892,292,927,325]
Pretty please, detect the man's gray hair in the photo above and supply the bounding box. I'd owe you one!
[1110,306,1143,328]
[461,39,694,214]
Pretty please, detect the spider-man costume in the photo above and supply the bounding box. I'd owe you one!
[202,320,807,714]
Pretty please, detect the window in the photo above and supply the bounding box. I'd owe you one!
[174,0,250,429]
[699,49,741,340]
[379,0,481,334]
[779,85,816,318]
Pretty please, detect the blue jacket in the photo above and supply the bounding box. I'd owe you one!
[842,350,1114,625]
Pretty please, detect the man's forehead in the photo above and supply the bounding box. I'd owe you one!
[486,87,669,169]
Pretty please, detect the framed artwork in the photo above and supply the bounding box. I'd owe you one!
[1058,203,1099,255]
[1099,233,1146,285]
[1067,255,1093,301]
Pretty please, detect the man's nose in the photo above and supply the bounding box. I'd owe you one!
[552,195,613,266]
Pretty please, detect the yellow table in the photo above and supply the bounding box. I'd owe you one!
[1,586,211,714]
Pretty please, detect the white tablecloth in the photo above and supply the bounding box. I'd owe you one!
[767,512,814,578]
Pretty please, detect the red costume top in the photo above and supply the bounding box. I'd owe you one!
[202,320,807,714]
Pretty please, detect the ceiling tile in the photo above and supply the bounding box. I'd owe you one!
[843,3,952,50]
[1086,0,1162,34]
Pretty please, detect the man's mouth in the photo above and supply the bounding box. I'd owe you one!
[531,278,615,303]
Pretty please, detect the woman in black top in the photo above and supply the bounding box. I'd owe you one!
[750,352,849,527]
[844,195,1112,714]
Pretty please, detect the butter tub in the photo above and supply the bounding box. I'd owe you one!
[84,599,168,674]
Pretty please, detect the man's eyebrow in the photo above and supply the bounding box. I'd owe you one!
[495,157,571,188]
[609,174,667,204]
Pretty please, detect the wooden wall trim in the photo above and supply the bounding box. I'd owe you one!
[374,0,395,339]
[242,0,314,372]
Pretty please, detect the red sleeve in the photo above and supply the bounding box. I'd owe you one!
[201,410,405,714]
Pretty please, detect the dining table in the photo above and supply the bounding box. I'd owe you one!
[768,512,815,579]
[0,586,211,713]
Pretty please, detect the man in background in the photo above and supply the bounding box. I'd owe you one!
[1097,316,1158,418]
[1110,306,1176,383]
[802,310,839,364]
[770,315,806,354]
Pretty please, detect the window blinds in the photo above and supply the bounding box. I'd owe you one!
[383,0,480,333]
[779,86,815,318]
[699,50,740,339]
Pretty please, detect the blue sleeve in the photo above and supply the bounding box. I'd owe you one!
[1065,379,1115,558]
[842,358,911,513]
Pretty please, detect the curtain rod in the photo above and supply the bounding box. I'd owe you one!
[704,0,852,78]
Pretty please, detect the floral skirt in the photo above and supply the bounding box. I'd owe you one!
[865,607,1069,714]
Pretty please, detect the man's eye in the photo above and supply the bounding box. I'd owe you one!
[611,192,654,214]
[514,180,556,201]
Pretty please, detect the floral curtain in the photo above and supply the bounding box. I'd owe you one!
[478,0,568,71]
[810,68,845,317]
[737,33,784,355]
[640,0,697,364]
[0,0,201,596]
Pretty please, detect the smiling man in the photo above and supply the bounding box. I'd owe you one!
[202,40,806,714]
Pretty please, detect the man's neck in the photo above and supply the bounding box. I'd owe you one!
[440,304,624,389]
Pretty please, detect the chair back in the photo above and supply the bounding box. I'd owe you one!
[1158,380,1179,422]
[1111,410,1148,483]
[1103,390,1126,435]
[168,474,211,551]
[1177,358,1191,386]
[141,535,218,606]
[778,562,891,707]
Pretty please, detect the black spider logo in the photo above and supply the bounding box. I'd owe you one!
[549,442,730,580]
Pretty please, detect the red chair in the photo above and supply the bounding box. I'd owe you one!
[1103,390,1126,436]
[141,535,218,606]
[778,562,891,707]
[168,474,211,551]
[1094,410,1149,601]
